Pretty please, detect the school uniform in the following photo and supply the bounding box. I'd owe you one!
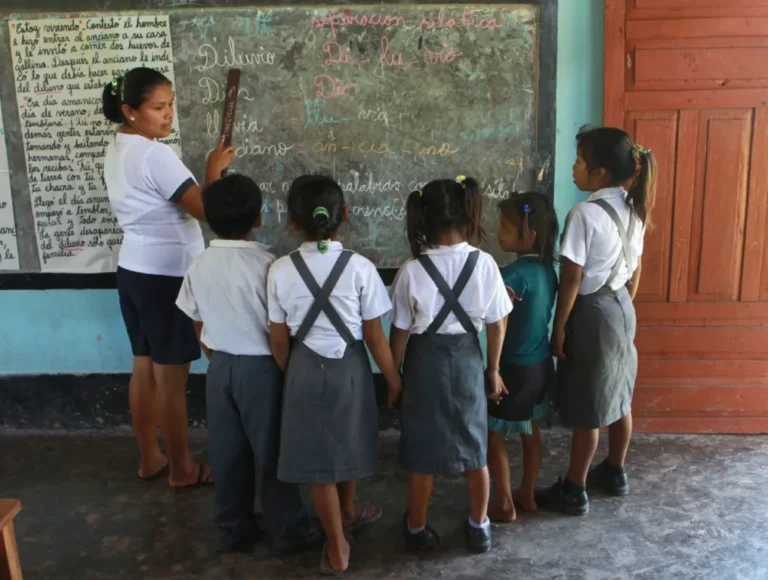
[557,186,645,430]
[488,256,557,436]
[268,241,391,484]
[391,243,513,476]
[176,240,313,551]
[105,133,204,364]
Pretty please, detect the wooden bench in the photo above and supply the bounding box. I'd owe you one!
[0,499,22,580]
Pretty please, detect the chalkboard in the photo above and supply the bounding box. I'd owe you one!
[0,1,556,284]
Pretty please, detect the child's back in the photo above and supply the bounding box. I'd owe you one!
[500,257,557,366]
[176,174,320,554]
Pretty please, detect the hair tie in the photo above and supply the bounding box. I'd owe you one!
[417,189,423,197]
[110,79,120,97]
[632,144,650,157]
[522,202,531,215]
[312,207,329,219]
[317,239,330,254]
[456,175,466,185]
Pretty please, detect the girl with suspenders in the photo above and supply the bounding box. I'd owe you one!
[390,176,513,554]
[536,127,657,516]
[267,176,401,576]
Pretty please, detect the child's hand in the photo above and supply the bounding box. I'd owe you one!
[551,326,566,360]
[206,139,236,178]
[386,374,403,408]
[486,369,508,404]
[505,286,523,302]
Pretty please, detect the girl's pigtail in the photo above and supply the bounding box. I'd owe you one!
[457,175,485,245]
[406,190,426,258]
[628,146,657,228]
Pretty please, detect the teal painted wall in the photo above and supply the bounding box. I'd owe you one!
[0,2,604,376]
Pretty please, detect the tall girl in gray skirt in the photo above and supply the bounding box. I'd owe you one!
[536,127,657,516]
[267,176,402,575]
[390,176,513,554]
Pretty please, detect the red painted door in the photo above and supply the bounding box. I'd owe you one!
[605,0,768,433]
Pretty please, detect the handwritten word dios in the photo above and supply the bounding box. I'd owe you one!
[197,37,276,71]
[314,75,358,99]
[199,76,255,106]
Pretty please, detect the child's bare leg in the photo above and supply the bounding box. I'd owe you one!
[608,412,632,468]
[337,480,358,523]
[487,432,516,522]
[513,423,541,512]
[465,466,490,526]
[311,483,350,572]
[407,474,434,529]
[567,428,600,487]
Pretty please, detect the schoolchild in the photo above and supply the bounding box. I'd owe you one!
[389,176,513,553]
[486,192,559,522]
[267,175,402,575]
[536,127,656,515]
[176,174,322,553]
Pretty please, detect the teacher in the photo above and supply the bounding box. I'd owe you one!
[101,67,234,488]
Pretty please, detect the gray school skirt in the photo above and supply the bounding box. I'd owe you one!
[399,332,487,476]
[557,286,638,430]
[277,341,379,484]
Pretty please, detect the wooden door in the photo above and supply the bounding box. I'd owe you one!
[605,0,768,433]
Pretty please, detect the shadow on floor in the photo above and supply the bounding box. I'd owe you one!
[1,431,767,579]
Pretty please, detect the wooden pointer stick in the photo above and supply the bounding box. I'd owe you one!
[219,69,241,176]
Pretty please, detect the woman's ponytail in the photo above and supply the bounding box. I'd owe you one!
[101,77,124,124]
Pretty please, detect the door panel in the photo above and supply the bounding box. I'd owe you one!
[604,0,768,433]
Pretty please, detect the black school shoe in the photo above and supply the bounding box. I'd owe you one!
[588,459,629,496]
[535,478,589,516]
[273,516,326,555]
[402,513,440,553]
[465,519,492,554]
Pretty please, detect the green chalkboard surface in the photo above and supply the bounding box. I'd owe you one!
[172,5,544,266]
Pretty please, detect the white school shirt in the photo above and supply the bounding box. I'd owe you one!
[104,133,204,277]
[560,186,646,295]
[267,241,392,359]
[176,240,274,356]
[390,242,513,335]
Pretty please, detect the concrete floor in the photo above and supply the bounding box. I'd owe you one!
[1,431,767,580]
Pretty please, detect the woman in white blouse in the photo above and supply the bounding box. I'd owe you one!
[102,67,233,488]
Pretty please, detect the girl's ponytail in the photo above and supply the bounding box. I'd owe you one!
[406,190,426,258]
[457,175,485,246]
[628,147,657,228]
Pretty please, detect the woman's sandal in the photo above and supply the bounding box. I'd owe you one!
[137,460,169,482]
[172,464,214,491]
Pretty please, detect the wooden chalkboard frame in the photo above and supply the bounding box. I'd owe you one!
[0,0,557,289]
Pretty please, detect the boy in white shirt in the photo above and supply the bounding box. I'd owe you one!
[176,174,322,554]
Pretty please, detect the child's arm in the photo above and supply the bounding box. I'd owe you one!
[552,258,583,359]
[485,319,509,402]
[389,327,409,370]
[364,318,402,408]
[193,321,212,360]
[269,322,291,371]
[627,262,642,301]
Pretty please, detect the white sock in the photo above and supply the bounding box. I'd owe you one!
[468,516,490,530]
[408,524,426,534]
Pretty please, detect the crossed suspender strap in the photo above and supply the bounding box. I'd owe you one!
[590,198,637,289]
[418,250,480,336]
[289,250,356,345]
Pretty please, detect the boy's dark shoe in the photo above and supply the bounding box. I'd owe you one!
[465,519,492,554]
[402,513,440,553]
[273,516,326,555]
[535,478,589,516]
[588,459,629,496]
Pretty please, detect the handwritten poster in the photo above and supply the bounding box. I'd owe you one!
[9,15,182,272]
[0,100,20,271]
